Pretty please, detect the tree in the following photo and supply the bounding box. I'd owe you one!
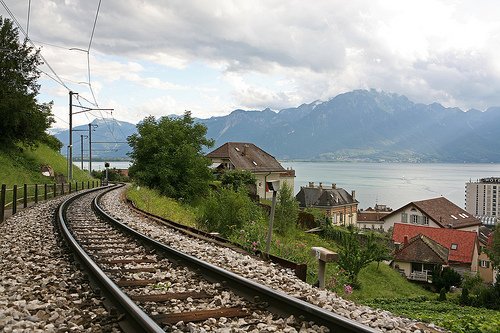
[274,182,299,235]
[0,17,54,148]
[485,230,500,269]
[336,230,380,288]
[127,112,214,202]
[219,169,256,191]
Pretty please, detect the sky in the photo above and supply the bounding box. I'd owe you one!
[2,0,500,129]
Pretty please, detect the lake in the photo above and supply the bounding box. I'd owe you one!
[280,161,500,210]
[82,160,500,210]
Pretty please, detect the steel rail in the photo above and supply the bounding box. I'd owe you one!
[56,185,165,333]
[93,187,378,333]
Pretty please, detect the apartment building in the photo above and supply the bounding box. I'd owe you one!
[465,177,500,226]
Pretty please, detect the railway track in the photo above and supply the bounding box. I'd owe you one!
[57,185,377,332]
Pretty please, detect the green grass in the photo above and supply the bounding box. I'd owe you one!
[0,144,92,186]
[349,262,434,301]
[126,186,198,227]
[362,296,500,333]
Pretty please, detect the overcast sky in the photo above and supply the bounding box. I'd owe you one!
[2,0,500,128]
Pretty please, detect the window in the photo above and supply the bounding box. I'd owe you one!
[451,243,458,250]
[422,216,429,225]
[401,213,408,223]
[411,214,418,224]
[480,260,490,268]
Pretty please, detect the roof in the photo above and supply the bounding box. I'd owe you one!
[296,185,358,208]
[392,223,477,264]
[394,234,449,264]
[478,226,493,246]
[383,197,481,229]
[357,211,390,223]
[206,142,286,173]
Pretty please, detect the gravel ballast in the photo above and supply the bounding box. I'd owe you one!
[0,190,122,333]
[100,186,446,333]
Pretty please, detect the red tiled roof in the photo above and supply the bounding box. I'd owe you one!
[392,223,477,264]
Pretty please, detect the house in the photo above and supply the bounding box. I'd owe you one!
[295,182,358,226]
[392,223,479,276]
[206,142,295,199]
[381,197,481,232]
[357,204,392,230]
[392,233,449,282]
[478,226,497,284]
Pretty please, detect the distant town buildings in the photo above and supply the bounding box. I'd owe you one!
[357,204,392,230]
[295,182,358,226]
[465,177,500,226]
[206,142,295,199]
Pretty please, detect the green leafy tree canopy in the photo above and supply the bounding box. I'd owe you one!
[0,17,54,148]
[219,169,256,191]
[274,182,299,235]
[127,112,214,202]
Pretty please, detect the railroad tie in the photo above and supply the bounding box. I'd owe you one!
[151,307,249,324]
[131,291,210,302]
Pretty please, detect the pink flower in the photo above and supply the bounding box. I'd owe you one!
[344,285,353,295]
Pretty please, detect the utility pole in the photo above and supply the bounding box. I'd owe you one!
[80,135,88,170]
[68,91,77,180]
[68,92,113,180]
[88,123,92,175]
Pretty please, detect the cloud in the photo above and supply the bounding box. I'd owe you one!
[4,0,500,124]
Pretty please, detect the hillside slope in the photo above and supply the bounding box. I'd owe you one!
[0,144,93,186]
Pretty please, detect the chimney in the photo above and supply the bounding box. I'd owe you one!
[242,144,249,156]
[332,183,336,189]
[309,182,315,188]
[319,182,323,188]
[403,235,409,246]
[351,190,356,201]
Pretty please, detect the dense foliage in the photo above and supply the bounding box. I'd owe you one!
[432,266,462,292]
[219,169,256,191]
[485,230,500,269]
[197,188,265,237]
[127,112,214,202]
[274,182,299,235]
[0,17,54,148]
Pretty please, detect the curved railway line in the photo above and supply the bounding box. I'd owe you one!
[56,185,379,332]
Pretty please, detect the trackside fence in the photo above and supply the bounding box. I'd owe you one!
[0,180,102,223]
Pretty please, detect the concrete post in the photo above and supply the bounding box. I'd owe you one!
[310,247,338,289]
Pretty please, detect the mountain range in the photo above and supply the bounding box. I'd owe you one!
[55,89,500,163]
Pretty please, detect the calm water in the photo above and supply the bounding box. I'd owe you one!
[80,160,500,210]
[280,161,500,210]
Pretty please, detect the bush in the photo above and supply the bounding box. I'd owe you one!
[274,182,299,235]
[197,188,265,238]
[432,267,462,292]
[438,287,447,301]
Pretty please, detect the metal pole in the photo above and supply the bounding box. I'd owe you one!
[81,134,84,170]
[265,190,278,257]
[68,91,76,180]
[88,123,92,175]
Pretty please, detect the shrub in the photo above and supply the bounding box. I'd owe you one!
[274,182,299,235]
[197,188,265,238]
[432,267,462,292]
[438,287,447,301]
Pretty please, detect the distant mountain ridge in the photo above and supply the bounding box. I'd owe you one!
[55,90,500,162]
[200,89,500,162]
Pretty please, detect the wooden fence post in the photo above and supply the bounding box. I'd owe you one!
[35,184,38,204]
[61,183,65,195]
[87,181,90,189]
[44,183,48,200]
[81,181,84,191]
[1,184,6,222]
[53,184,57,198]
[12,185,17,215]
[23,184,28,208]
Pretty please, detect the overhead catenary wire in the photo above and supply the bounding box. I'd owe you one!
[26,0,31,37]
[0,0,70,91]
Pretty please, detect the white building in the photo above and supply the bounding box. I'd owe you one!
[465,177,500,226]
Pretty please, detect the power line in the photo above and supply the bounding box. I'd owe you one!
[0,0,70,91]
[26,0,31,37]
[86,0,102,107]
